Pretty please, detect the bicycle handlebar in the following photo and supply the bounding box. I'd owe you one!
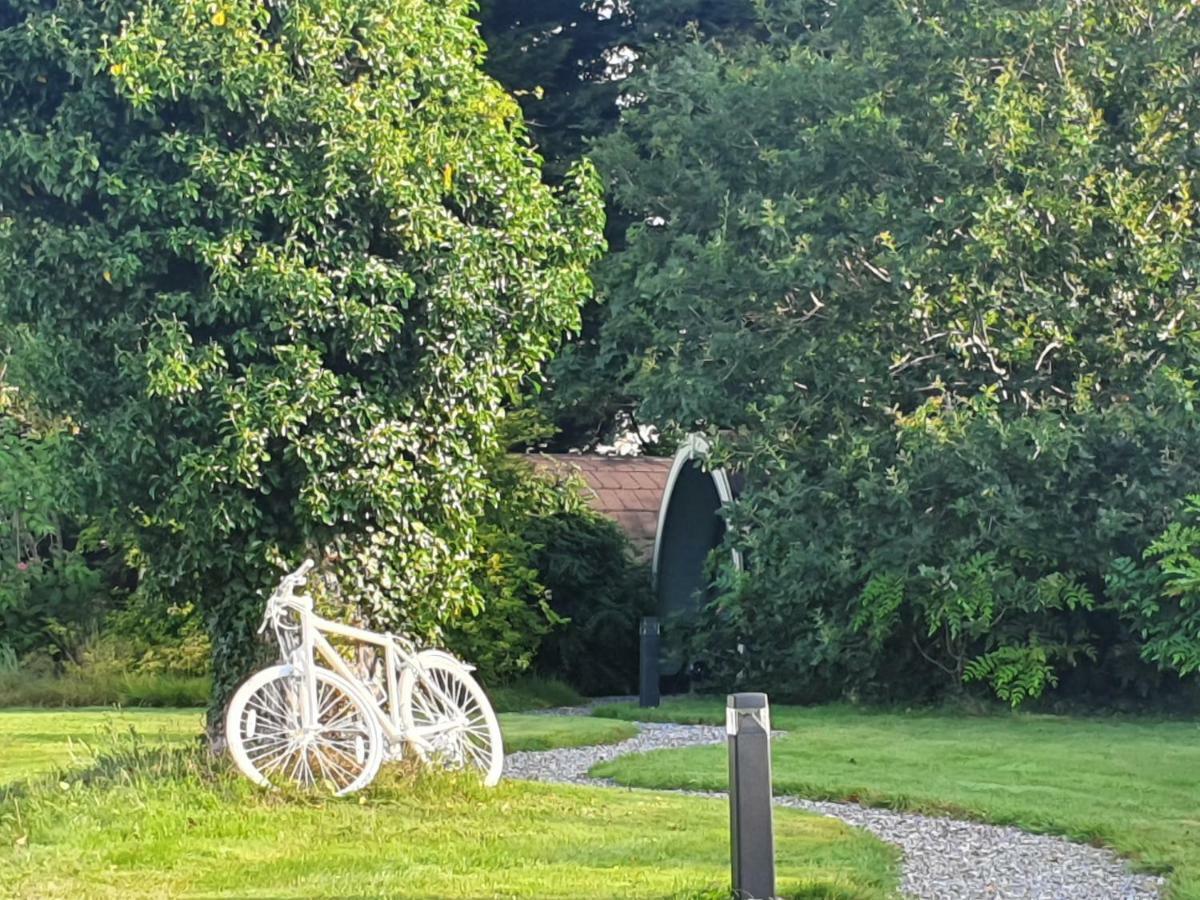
[282,558,316,588]
[257,559,316,634]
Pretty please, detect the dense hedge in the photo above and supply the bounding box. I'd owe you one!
[524,509,653,695]
[444,442,653,695]
[576,0,1200,706]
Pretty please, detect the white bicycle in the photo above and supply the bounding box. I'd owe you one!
[225,560,504,796]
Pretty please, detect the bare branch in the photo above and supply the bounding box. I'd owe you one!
[860,256,893,284]
[1035,341,1062,371]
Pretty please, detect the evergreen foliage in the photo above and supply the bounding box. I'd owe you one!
[478,0,763,446]
[578,0,1200,703]
[1109,496,1200,680]
[444,436,653,694]
[0,0,604,722]
[0,372,111,666]
[524,508,653,694]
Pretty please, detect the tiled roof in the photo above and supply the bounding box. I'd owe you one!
[518,453,674,560]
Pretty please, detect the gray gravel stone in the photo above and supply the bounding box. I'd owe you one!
[505,721,724,784]
[504,717,1164,900]
[775,795,1163,900]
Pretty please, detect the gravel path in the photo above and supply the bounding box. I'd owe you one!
[504,718,1164,900]
[505,721,726,784]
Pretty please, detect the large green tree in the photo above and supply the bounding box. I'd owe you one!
[476,0,758,176]
[0,0,604,719]
[477,0,762,447]
[581,0,1200,703]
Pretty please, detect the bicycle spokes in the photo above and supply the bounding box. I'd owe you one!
[227,667,384,796]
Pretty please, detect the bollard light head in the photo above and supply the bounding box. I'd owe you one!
[726,708,771,735]
[726,693,770,735]
[727,692,769,710]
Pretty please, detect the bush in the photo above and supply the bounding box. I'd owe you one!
[1,552,109,665]
[0,376,119,667]
[442,430,652,694]
[577,0,1200,707]
[438,434,577,684]
[854,557,1096,707]
[442,519,566,685]
[100,592,211,677]
[1109,497,1200,681]
[526,511,653,696]
[691,384,1200,706]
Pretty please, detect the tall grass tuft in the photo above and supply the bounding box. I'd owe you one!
[0,671,210,708]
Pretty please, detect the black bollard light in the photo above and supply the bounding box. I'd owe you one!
[638,617,660,708]
[727,692,775,900]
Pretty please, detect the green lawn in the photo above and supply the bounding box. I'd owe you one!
[0,709,899,898]
[592,699,1200,899]
[500,712,638,751]
[0,708,637,784]
[0,708,204,783]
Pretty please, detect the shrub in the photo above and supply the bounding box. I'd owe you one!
[0,376,117,667]
[441,430,653,694]
[451,507,653,696]
[854,558,1096,707]
[581,0,1200,706]
[3,365,206,678]
[442,520,565,685]
[0,0,604,727]
[100,591,211,677]
[1109,496,1200,681]
[526,510,653,696]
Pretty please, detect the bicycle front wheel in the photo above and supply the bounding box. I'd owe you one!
[225,664,384,796]
[398,652,504,786]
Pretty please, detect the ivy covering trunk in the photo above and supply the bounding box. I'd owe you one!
[0,0,604,728]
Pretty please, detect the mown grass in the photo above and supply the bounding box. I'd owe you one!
[500,713,637,751]
[0,708,203,783]
[592,698,1200,899]
[0,714,899,898]
[0,708,636,784]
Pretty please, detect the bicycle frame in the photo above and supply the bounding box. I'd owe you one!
[275,595,464,755]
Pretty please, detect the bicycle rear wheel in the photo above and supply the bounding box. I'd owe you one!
[398,652,504,786]
[225,664,384,796]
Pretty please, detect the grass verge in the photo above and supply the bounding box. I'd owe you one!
[500,713,637,751]
[592,698,1200,899]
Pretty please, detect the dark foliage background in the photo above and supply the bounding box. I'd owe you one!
[5,0,1200,711]
[486,0,1200,706]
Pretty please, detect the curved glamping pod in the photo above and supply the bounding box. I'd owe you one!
[651,435,742,674]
